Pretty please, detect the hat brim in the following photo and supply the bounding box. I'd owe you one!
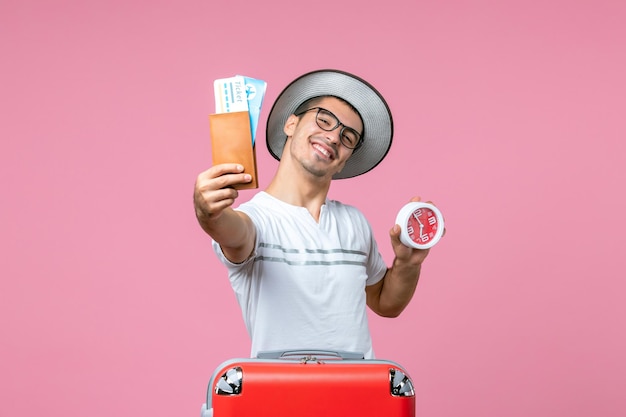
[266,69,393,179]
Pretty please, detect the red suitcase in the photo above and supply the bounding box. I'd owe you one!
[200,350,416,417]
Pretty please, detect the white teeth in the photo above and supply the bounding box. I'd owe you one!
[313,144,331,157]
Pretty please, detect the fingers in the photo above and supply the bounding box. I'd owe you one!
[409,196,439,206]
[199,187,238,216]
[388,223,431,264]
[388,224,402,251]
[194,163,253,220]
[198,163,247,180]
[389,223,401,239]
[197,164,252,190]
[408,196,437,205]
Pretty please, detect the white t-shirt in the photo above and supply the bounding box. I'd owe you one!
[213,192,387,359]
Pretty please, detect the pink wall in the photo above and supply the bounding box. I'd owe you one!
[2,1,625,416]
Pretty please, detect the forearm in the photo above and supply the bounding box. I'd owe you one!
[196,207,255,263]
[373,258,422,317]
[193,164,257,263]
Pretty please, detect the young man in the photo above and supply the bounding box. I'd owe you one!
[194,70,436,359]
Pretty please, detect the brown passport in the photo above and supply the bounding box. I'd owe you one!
[208,111,258,189]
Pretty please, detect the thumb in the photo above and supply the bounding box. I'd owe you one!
[389,224,402,242]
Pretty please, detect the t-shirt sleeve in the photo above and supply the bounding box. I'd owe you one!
[355,209,387,287]
[365,233,387,286]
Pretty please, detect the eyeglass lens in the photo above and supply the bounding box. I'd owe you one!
[315,108,361,149]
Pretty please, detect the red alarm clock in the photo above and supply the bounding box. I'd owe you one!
[395,202,445,250]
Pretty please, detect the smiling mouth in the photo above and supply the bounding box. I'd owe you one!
[312,143,334,160]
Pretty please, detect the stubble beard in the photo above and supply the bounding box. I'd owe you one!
[301,156,330,178]
[291,136,335,179]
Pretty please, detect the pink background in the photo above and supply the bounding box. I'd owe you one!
[2,1,625,416]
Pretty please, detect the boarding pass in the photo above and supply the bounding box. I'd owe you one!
[214,75,267,145]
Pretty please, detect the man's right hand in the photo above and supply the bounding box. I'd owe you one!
[193,164,252,222]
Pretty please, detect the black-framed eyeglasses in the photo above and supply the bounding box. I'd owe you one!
[295,107,363,149]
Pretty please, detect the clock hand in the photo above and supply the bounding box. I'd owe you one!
[413,213,425,237]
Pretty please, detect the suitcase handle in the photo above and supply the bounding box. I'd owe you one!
[256,349,365,360]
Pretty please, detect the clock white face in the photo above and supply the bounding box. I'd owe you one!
[396,202,445,249]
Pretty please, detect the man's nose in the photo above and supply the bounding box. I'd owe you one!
[325,126,342,144]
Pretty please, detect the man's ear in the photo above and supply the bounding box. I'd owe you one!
[283,114,299,136]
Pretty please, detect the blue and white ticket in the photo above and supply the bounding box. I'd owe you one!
[214,75,267,145]
[238,75,267,145]
[214,76,249,114]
